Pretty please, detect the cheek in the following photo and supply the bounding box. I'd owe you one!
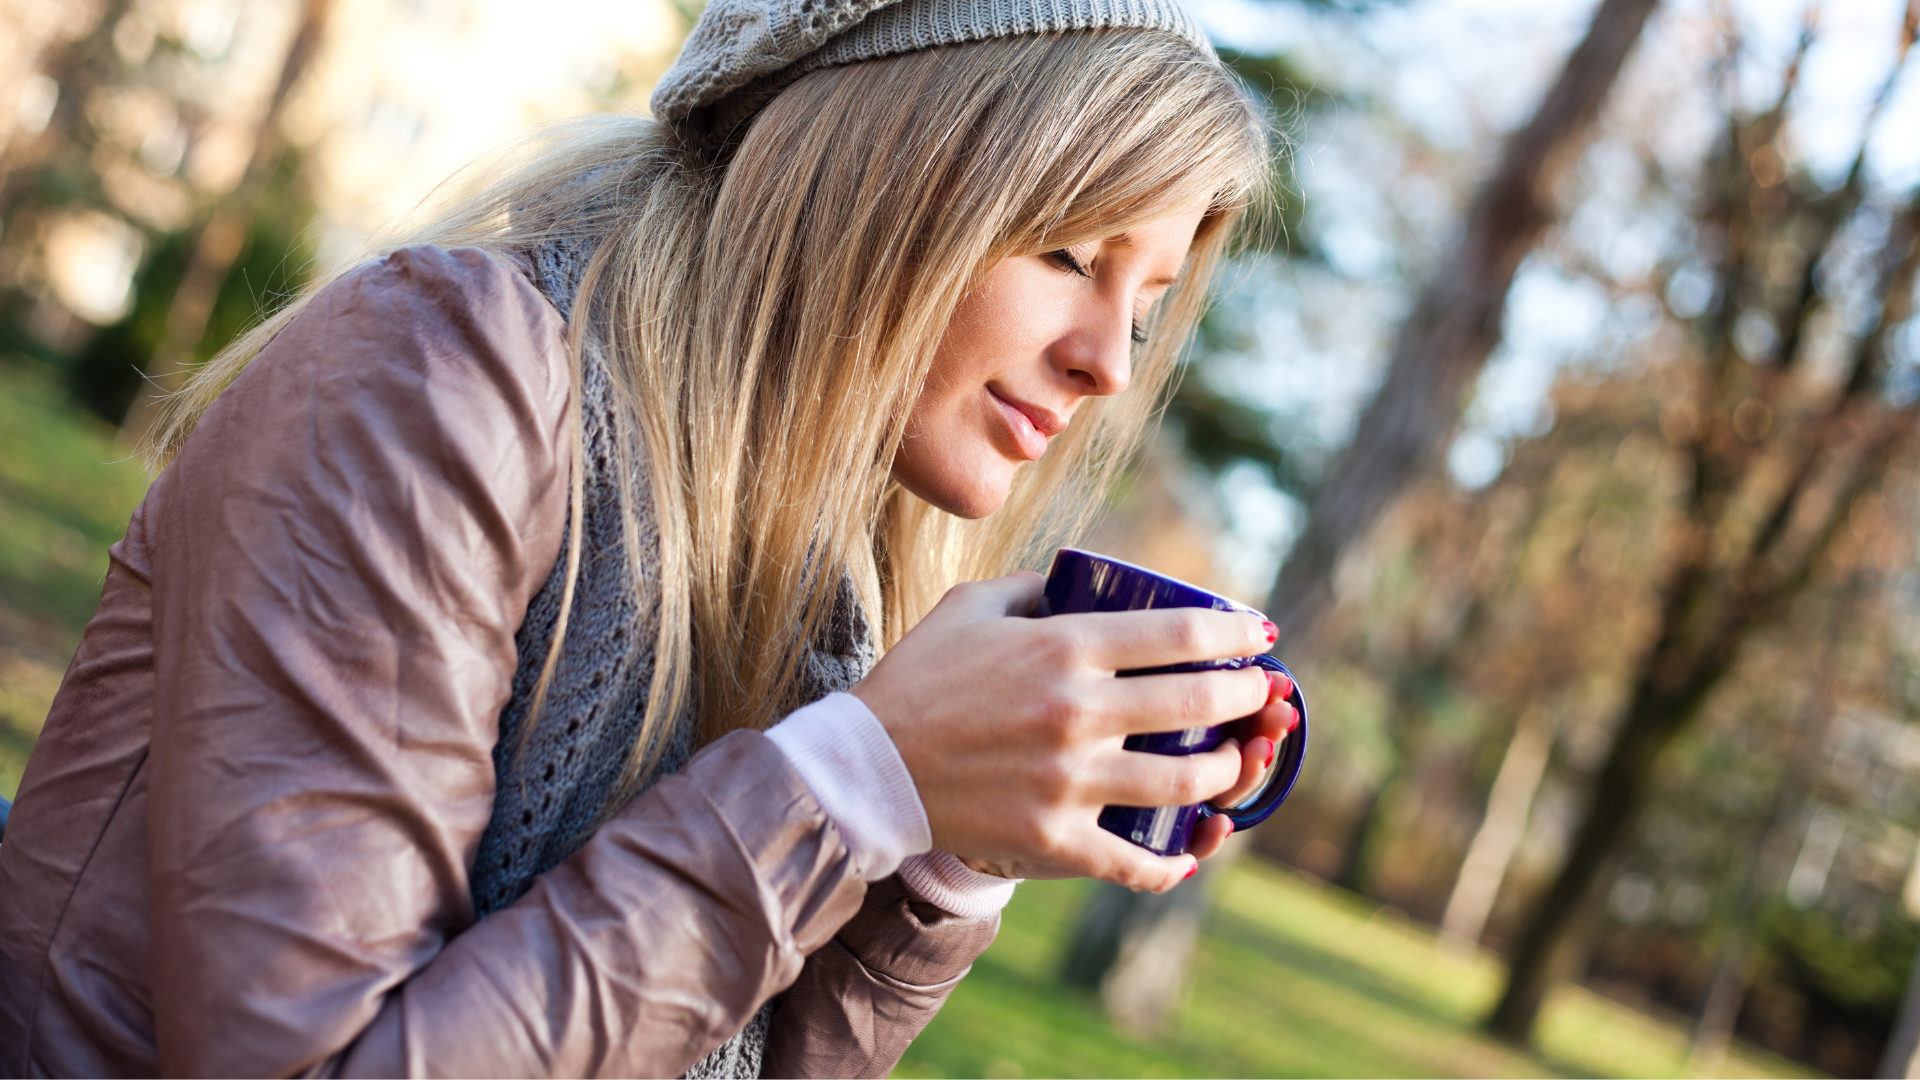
[933,261,1066,379]
[894,365,1017,518]
[891,258,1072,515]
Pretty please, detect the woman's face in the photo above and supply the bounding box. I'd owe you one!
[895,208,1207,518]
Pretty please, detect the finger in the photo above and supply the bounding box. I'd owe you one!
[926,572,1047,625]
[1091,739,1245,809]
[1091,667,1272,737]
[1213,735,1273,808]
[1270,668,1295,702]
[1071,822,1199,893]
[1187,814,1234,859]
[1236,692,1298,745]
[1054,607,1273,672]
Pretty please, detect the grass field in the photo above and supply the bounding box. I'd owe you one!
[897,860,1814,1079]
[0,359,150,800]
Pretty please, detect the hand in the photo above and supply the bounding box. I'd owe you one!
[852,572,1298,893]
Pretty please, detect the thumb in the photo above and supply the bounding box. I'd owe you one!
[926,571,1047,626]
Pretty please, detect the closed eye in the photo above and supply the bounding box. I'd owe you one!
[1047,249,1092,278]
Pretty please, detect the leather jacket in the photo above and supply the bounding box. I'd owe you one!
[0,246,996,1078]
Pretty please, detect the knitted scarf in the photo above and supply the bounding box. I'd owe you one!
[466,231,877,1078]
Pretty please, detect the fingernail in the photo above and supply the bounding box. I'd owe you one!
[1283,702,1300,733]
[1183,862,1198,880]
[1263,737,1277,768]
[1261,620,1277,645]
[1266,669,1283,702]
[1223,819,1236,837]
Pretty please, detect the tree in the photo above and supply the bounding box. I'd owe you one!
[1486,6,1920,1040]
[0,0,327,429]
[1262,0,1664,655]
[1061,0,1666,1024]
[118,0,331,443]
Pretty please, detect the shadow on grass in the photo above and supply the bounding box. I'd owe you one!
[1208,904,1465,1028]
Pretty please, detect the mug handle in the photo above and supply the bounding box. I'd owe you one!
[1200,655,1308,831]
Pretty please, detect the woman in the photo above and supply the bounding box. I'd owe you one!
[0,0,1296,1075]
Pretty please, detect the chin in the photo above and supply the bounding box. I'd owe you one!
[905,466,1015,519]
[924,484,1009,520]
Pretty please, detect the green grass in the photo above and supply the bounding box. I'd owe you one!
[897,860,1815,1079]
[0,360,150,799]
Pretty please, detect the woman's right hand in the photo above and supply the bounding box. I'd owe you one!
[851,571,1283,893]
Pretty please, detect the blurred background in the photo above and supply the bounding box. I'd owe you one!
[2,0,1919,1075]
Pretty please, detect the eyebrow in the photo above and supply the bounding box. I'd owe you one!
[1100,231,1182,288]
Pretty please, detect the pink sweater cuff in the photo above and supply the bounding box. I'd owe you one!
[765,692,931,881]
[897,850,1019,920]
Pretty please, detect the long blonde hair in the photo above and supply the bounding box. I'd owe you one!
[149,29,1268,796]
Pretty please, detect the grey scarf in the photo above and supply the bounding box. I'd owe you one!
[467,232,876,1078]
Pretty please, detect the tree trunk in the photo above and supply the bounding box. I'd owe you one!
[1485,667,1707,1042]
[1265,0,1663,651]
[1690,623,1845,1068]
[1880,832,1920,1078]
[1689,930,1755,1074]
[1328,772,1390,891]
[119,0,331,445]
[1883,952,1920,1079]
[1439,705,1553,956]
[1062,837,1242,1032]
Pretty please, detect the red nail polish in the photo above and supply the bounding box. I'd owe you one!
[1284,703,1300,732]
[1183,863,1198,880]
[1266,669,1282,702]
[1261,621,1277,645]
[1223,819,1236,837]
[1265,740,1276,768]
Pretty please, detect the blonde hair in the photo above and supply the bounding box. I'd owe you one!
[149,29,1268,797]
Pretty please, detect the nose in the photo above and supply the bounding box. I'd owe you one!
[1054,302,1134,398]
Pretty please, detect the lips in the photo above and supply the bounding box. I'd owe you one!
[989,387,1063,461]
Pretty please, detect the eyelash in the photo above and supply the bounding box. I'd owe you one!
[1047,249,1150,346]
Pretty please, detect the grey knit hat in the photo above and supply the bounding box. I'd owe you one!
[651,0,1214,133]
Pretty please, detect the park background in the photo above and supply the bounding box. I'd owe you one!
[2,0,1919,1075]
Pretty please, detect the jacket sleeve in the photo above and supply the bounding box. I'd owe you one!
[762,875,1000,1079]
[142,244,866,1078]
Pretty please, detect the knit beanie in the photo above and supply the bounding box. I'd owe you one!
[651,0,1214,134]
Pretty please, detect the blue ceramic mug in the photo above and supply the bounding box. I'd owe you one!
[1041,548,1309,857]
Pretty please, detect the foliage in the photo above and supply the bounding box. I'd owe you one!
[64,150,317,425]
[1162,46,1329,501]
[1760,900,1919,1018]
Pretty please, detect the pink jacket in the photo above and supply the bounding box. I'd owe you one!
[0,245,998,1078]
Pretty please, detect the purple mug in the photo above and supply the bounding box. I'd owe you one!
[1041,548,1309,857]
